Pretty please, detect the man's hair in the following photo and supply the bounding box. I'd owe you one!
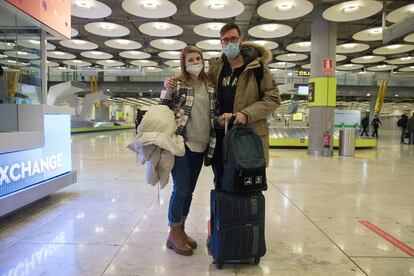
[220,22,241,36]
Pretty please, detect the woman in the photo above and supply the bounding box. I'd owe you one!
[159,45,217,256]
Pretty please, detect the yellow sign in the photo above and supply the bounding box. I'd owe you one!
[298,70,311,77]
[308,77,337,107]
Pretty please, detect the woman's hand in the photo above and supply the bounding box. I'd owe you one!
[164,77,177,91]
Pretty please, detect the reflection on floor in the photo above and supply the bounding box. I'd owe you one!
[0,130,413,275]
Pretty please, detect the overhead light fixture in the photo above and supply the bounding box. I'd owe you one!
[409,5,414,14]
[17,51,28,55]
[140,60,149,63]
[400,57,411,61]
[276,3,293,11]
[154,23,168,30]
[100,23,115,31]
[7,60,16,63]
[344,64,354,67]
[362,56,374,59]
[387,45,401,50]
[116,39,130,45]
[209,1,225,10]
[276,62,286,65]
[72,40,86,45]
[378,65,386,68]
[75,0,93,9]
[91,51,103,55]
[73,60,82,63]
[342,43,356,49]
[54,51,65,56]
[163,39,174,45]
[208,24,222,31]
[142,0,158,10]
[369,28,382,35]
[411,66,414,69]
[28,40,40,45]
[6,42,14,46]
[395,94,399,97]
[343,5,360,14]
[287,53,296,57]
[106,60,115,63]
[299,42,311,47]
[147,66,156,69]
[208,40,220,45]
[263,24,278,32]
[367,93,371,96]
[253,41,267,45]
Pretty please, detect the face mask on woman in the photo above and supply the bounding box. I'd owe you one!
[186,63,203,76]
[223,43,240,59]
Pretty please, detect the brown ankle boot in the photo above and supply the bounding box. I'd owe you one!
[166,225,193,256]
[181,224,197,249]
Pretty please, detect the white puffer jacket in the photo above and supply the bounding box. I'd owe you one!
[127,105,185,189]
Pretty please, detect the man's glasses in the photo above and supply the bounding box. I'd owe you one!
[220,36,240,44]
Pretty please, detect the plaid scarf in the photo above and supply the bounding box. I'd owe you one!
[159,81,217,166]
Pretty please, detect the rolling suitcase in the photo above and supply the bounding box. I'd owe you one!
[208,190,266,269]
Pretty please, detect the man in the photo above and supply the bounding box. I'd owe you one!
[164,22,280,187]
[371,116,382,139]
[360,114,369,137]
[408,112,414,145]
[397,114,408,144]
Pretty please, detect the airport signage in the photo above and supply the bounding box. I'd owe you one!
[0,114,72,197]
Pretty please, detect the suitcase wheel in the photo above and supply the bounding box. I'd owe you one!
[254,257,260,265]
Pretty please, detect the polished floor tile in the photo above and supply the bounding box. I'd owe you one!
[1,130,413,275]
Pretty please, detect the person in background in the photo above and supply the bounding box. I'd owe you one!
[397,114,408,144]
[135,108,143,134]
[371,116,382,139]
[360,114,369,137]
[159,45,218,256]
[407,112,414,145]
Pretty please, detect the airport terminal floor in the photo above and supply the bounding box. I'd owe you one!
[0,129,413,276]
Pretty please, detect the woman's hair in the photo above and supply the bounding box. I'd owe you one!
[179,45,211,87]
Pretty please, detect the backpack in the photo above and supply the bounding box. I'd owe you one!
[221,125,267,193]
[397,119,402,127]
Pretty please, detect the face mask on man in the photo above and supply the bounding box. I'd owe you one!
[223,42,240,59]
[186,63,203,76]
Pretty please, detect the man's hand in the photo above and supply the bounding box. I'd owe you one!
[233,112,247,125]
[218,113,233,126]
[164,77,177,90]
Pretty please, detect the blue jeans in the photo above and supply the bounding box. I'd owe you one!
[168,146,205,226]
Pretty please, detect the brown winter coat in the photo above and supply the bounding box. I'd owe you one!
[208,42,281,165]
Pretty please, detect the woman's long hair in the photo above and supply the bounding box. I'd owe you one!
[179,45,212,87]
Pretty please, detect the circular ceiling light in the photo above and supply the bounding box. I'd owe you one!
[122,0,177,19]
[119,51,151,59]
[373,44,414,55]
[0,41,15,50]
[196,39,222,50]
[399,65,414,72]
[286,41,311,52]
[150,39,186,50]
[336,55,347,62]
[386,56,414,65]
[130,60,158,67]
[80,51,113,59]
[250,40,279,50]
[30,60,59,67]
[72,0,112,19]
[194,22,226,38]
[59,39,98,50]
[323,0,383,22]
[337,43,369,54]
[145,67,163,73]
[269,62,295,69]
[47,51,76,59]
[336,63,364,71]
[277,53,308,62]
[202,51,221,59]
[351,55,385,64]
[248,23,292,38]
[367,64,397,71]
[85,22,130,37]
[165,60,181,67]
[353,27,383,41]
[4,51,39,60]
[386,4,414,23]
[16,40,55,50]
[139,22,183,37]
[96,60,125,67]
[190,0,244,19]
[158,51,181,59]
[104,39,141,50]
[63,60,92,67]
[404,33,414,43]
[258,0,313,20]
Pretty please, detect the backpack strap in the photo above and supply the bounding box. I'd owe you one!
[254,61,264,100]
